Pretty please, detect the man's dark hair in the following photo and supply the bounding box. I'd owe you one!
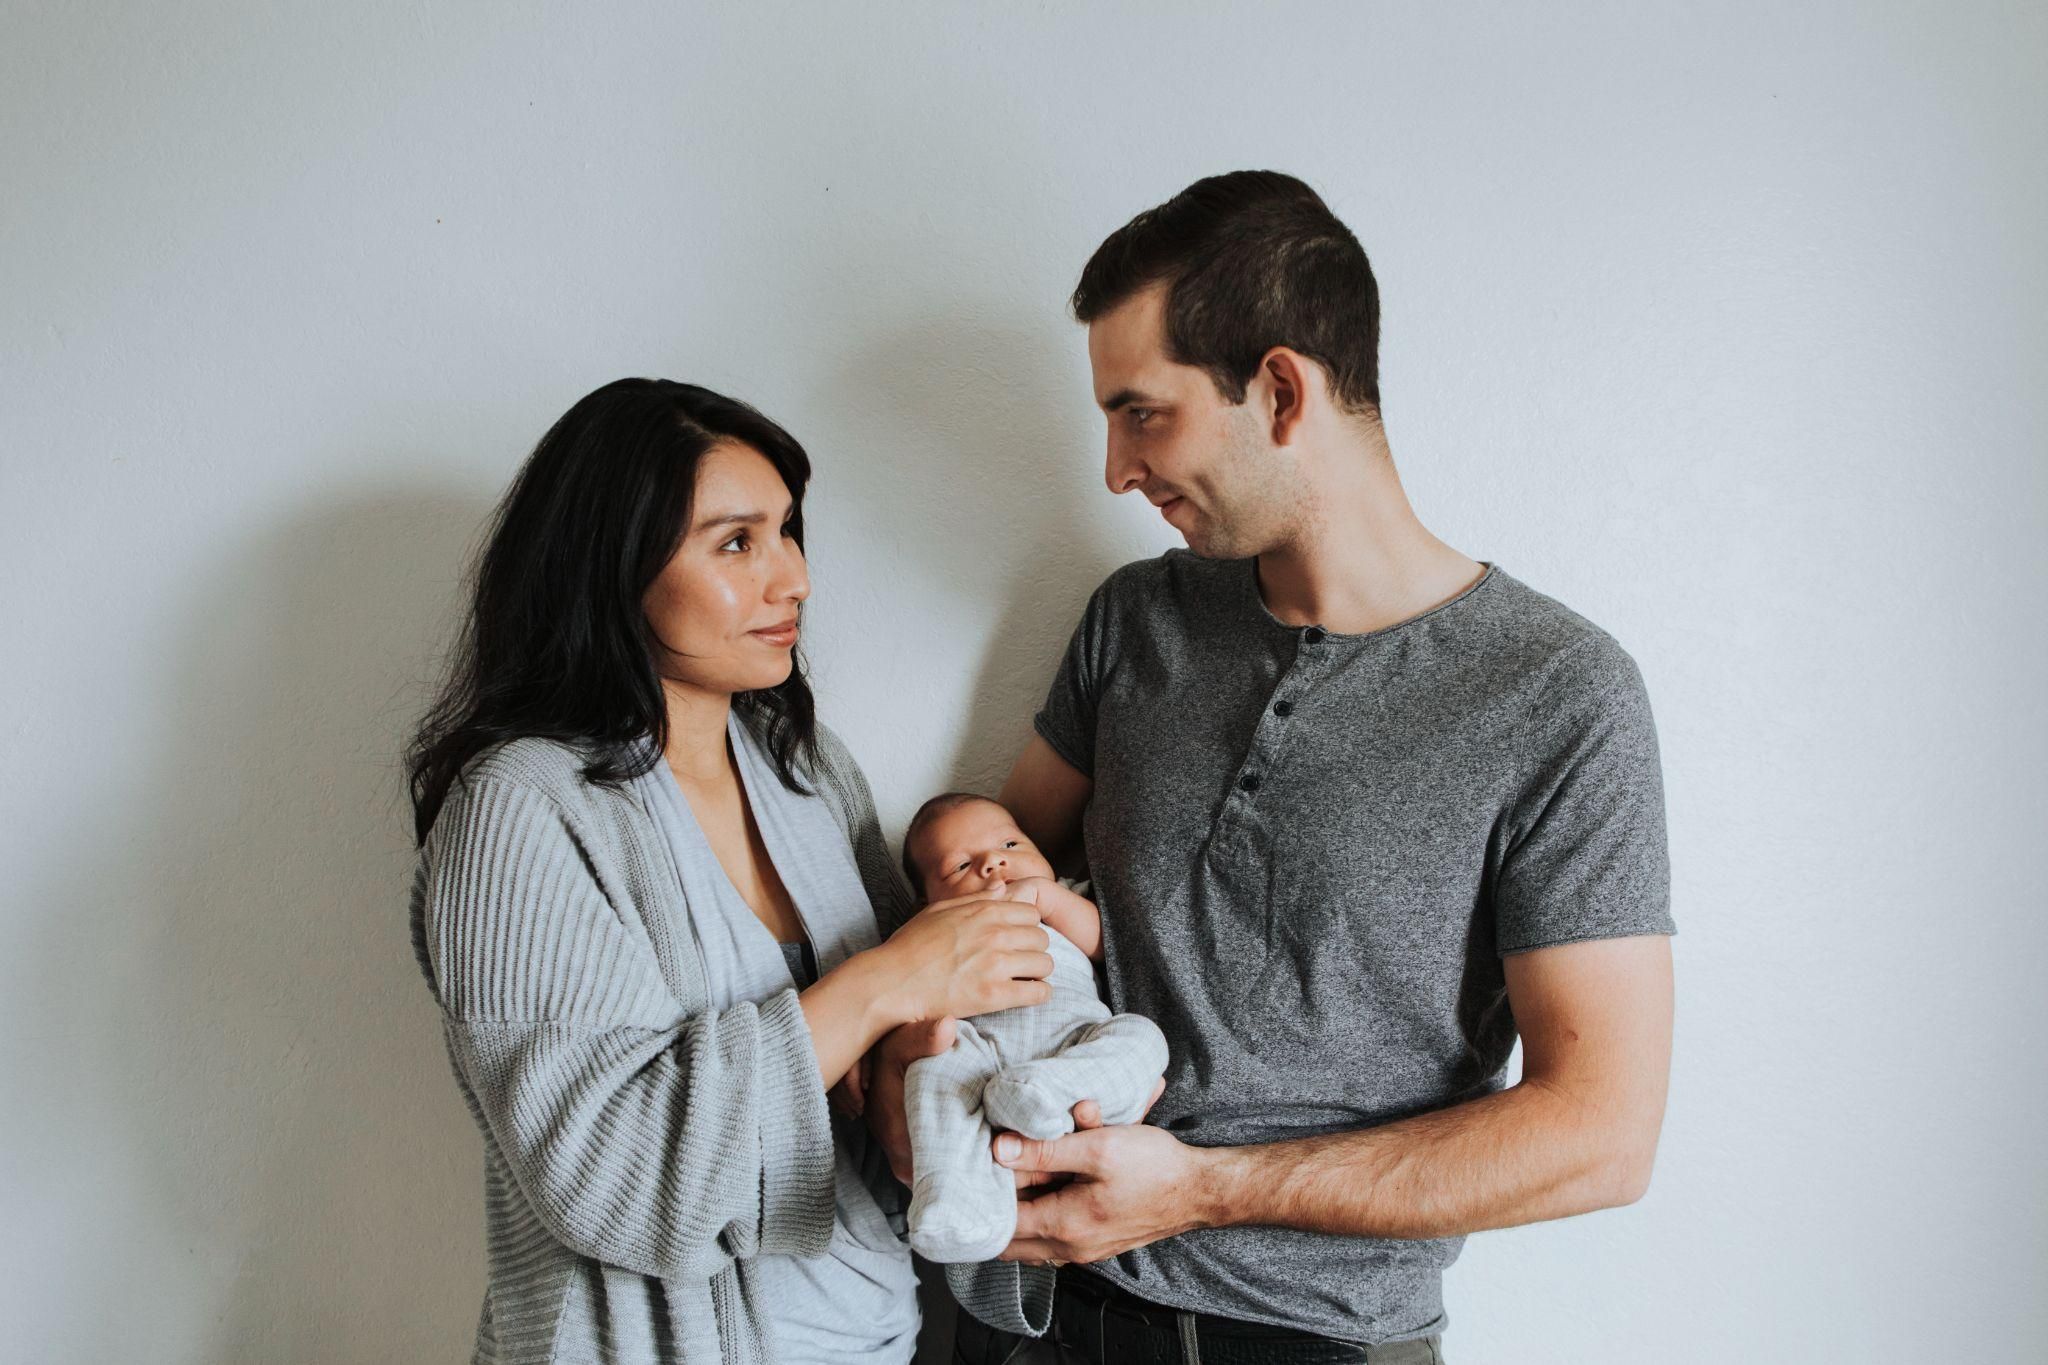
[1071,169,1382,416]
[900,791,999,902]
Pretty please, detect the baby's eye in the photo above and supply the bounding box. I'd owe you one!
[955,861,971,873]
[1003,841,1018,849]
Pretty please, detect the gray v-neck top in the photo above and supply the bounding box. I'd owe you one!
[628,713,918,1364]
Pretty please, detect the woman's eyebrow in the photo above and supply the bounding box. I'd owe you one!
[689,507,789,535]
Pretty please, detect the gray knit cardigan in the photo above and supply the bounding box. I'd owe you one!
[408,724,1053,1364]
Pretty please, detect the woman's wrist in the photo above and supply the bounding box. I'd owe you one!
[837,941,914,1043]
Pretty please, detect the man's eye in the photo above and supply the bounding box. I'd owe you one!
[1130,407,1154,425]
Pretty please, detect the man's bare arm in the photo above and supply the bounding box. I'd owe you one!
[1202,934,1673,1237]
[998,934,1673,1259]
[998,735,1092,877]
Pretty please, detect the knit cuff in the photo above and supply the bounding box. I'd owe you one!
[945,1260,1057,1338]
[754,987,837,1259]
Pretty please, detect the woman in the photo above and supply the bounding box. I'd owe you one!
[405,378,1055,1364]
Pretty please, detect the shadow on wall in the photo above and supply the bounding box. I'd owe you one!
[817,302,1129,801]
[64,489,496,1360]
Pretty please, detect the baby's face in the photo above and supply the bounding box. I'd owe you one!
[914,799,1056,901]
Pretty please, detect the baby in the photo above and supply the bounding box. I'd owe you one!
[895,792,1167,1262]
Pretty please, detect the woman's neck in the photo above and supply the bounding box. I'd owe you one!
[659,680,736,787]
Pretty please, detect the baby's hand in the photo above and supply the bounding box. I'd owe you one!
[1006,877,1103,963]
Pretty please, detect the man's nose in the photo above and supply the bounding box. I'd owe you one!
[1105,436,1145,496]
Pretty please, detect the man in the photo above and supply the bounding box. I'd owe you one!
[872,170,1674,1364]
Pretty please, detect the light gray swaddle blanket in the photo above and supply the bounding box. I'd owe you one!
[903,877,1168,1262]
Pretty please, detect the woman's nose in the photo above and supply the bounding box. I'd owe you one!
[772,542,811,603]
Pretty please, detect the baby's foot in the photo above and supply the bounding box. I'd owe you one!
[907,1170,1016,1263]
[983,1063,1083,1141]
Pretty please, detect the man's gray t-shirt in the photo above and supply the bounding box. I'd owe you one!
[1031,551,1673,1343]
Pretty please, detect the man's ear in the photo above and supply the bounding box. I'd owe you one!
[1259,347,1316,446]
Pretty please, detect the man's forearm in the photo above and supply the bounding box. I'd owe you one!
[1195,1078,1657,1241]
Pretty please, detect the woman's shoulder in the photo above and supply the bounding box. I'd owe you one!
[447,735,657,839]
[461,734,604,794]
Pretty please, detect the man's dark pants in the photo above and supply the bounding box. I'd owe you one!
[951,1269,1445,1365]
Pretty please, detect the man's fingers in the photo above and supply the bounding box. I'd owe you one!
[998,1237,1067,1263]
[993,1128,1106,1177]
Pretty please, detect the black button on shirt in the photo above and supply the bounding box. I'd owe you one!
[1303,626,1327,645]
[1239,772,1261,792]
[1272,699,1294,717]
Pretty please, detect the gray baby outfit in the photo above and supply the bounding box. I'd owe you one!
[903,879,1168,1262]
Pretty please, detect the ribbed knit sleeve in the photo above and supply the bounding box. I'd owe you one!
[418,774,837,1281]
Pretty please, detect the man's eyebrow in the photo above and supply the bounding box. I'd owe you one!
[1100,388,1165,414]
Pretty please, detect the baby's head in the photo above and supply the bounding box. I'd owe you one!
[901,792,1056,904]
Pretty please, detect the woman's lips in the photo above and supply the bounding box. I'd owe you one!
[751,623,799,647]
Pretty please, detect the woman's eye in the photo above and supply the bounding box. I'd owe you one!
[719,533,748,553]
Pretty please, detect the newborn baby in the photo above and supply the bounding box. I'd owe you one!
[896,792,1167,1262]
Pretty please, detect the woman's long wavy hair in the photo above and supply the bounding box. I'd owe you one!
[405,378,817,847]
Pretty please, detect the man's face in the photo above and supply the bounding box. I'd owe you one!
[1086,282,1299,559]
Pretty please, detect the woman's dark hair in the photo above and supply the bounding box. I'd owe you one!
[405,378,816,846]
[1071,169,1383,416]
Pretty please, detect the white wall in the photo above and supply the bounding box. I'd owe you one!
[4,3,2043,1360]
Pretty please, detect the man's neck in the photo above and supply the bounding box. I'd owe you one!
[1254,448,1485,635]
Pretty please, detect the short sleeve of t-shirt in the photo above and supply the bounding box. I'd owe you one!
[1493,638,1674,955]
[1032,579,1114,778]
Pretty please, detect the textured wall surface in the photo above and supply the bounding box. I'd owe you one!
[3,3,2044,1361]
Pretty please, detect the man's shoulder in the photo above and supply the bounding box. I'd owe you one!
[1085,547,1231,617]
[1477,568,1651,719]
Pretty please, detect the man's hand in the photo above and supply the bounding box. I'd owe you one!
[994,1118,1214,1264]
[1005,1077,1165,1192]
[863,1016,957,1184]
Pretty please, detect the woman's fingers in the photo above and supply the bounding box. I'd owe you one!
[995,923,1052,953]
[989,975,1055,1012]
[993,949,1056,981]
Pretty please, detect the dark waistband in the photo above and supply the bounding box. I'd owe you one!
[1057,1266,1356,1344]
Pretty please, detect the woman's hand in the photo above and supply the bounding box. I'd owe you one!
[873,890,1055,1025]
[800,889,1049,1100]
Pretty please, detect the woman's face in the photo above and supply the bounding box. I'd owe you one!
[642,440,810,699]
